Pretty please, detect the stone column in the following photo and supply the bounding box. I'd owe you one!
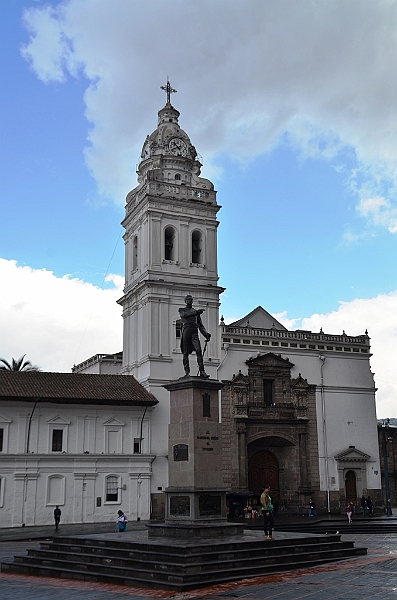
[237,422,247,490]
[299,431,310,489]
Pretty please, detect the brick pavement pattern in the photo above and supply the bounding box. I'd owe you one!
[1,534,396,599]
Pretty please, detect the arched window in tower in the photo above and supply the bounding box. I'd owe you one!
[132,235,138,271]
[175,173,181,181]
[191,230,202,264]
[164,227,175,261]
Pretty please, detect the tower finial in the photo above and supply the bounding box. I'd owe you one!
[160,77,177,104]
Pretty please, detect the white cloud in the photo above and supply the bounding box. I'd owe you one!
[0,258,122,372]
[300,292,397,419]
[341,230,376,245]
[21,4,72,83]
[1,257,396,417]
[357,196,397,233]
[273,311,300,331]
[19,0,397,231]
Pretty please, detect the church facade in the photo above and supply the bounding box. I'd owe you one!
[219,308,380,514]
[74,84,382,516]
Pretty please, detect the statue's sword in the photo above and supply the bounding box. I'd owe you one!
[197,337,209,377]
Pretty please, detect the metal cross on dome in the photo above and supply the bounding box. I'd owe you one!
[161,78,177,104]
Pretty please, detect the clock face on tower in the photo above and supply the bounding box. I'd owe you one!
[142,141,151,158]
[168,137,188,157]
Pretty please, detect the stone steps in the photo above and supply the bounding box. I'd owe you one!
[1,532,367,591]
[273,518,397,535]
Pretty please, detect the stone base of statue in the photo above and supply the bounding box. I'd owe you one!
[147,376,244,538]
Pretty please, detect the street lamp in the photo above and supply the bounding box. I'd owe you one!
[382,419,393,517]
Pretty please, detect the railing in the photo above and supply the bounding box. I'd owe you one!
[126,181,217,213]
[222,325,369,347]
[72,353,122,372]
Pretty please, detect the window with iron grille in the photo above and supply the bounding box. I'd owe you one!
[106,476,119,502]
[52,429,63,452]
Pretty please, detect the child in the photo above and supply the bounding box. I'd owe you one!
[116,510,128,532]
[346,502,353,524]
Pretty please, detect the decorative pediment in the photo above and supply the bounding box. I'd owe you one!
[227,371,249,406]
[228,306,288,331]
[0,414,11,423]
[291,374,313,406]
[335,446,370,462]
[47,415,71,425]
[246,352,294,370]
[229,371,250,386]
[291,374,310,389]
[102,417,125,427]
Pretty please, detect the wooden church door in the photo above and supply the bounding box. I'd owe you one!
[248,450,280,500]
[345,470,357,505]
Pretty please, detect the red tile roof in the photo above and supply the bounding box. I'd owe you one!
[0,371,158,406]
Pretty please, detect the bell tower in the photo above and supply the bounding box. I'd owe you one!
[118,81,224,387]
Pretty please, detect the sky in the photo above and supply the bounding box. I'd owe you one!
[0,0,396,417]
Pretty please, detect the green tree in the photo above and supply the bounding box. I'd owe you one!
[0,355,40,371]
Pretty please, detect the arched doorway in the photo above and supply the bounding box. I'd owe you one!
[248,450,280,500]
[345,470,357,505]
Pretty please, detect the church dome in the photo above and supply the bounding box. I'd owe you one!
[140,102,197,164]
[129,81,214,198]
[136,79,211,188]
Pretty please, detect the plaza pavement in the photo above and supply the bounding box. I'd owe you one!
[0,521,396,599]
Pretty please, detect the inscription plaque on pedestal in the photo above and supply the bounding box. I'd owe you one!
[170,495,191,517]
[199,494,222,517]
[173,444,188,461]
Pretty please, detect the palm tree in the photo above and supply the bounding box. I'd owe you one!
[0,355,40,371]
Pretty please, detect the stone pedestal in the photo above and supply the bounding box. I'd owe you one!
[148,376,244,538]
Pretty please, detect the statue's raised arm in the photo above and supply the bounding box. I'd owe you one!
[179,295,211,378]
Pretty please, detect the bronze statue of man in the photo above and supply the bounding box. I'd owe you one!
[179,295,211,378]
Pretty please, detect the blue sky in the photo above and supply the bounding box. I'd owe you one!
[1,0,397,416]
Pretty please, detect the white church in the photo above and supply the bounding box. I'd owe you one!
[0,83,381,526]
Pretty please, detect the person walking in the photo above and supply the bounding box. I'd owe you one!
[367,495,373,516]
[116,510,128,532]
[360,494,367,517]
[346,501,354,524]
[53,506,61,530]
[260,485,275,540]
[308,498,317,519]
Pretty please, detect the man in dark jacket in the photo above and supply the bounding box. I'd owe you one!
[360,495,367,517]
[54,506,61,530]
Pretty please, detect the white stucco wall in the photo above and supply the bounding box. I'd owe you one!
[0,401,155,527]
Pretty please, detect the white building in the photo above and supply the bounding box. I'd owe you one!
[0,371,157,526]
